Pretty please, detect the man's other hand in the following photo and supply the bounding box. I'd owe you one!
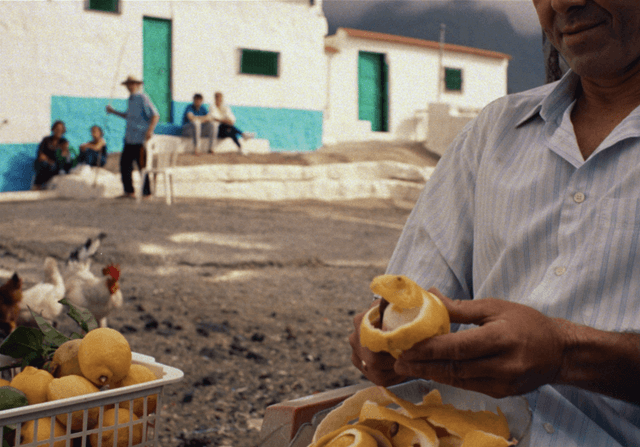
[349,299,408,387]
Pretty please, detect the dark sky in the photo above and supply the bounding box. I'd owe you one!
[322,0,546,94]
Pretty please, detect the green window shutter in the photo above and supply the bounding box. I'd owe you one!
[241,50,279,77]
[444,68,463,92]
[88,0,118,13]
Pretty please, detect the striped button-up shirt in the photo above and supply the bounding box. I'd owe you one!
[387,70,640,446]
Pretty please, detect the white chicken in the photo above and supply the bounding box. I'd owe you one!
[64,263,123,328]
[19,257,65,324]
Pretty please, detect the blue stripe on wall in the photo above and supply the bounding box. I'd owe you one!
[0,144,37,192]
[53,96,323,152]
[51,96,128,155]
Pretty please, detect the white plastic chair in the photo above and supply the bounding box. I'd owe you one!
[141,136,179,205]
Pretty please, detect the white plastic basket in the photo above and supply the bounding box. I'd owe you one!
[0,352,184,447]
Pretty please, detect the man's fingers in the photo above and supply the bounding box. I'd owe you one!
[427,288,505,325]
[399,321,507,361]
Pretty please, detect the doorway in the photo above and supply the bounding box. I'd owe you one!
[358,51,388,132]
[143,17,172,123]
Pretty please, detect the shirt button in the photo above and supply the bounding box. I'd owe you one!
[574,192,586,203]
[554,266,567,276]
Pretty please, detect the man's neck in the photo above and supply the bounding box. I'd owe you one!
[571,67,640,160]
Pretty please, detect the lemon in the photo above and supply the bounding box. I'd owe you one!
[89,408,143,447]
[360,275,450,358]
[10,366,54,405]
[20,417,67,447]
[51,339,83,378]
[0,378,11,387]
[78,328,132,387]
[112,364,158,416]
[47,375,100,430]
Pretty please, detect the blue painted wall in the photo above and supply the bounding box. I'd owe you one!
[0,96,323,192]
[0,144,38,192]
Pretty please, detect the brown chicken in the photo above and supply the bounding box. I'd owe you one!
[0,273,23,335]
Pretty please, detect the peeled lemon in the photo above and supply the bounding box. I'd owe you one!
[360,275,450,358]
[78,328,132,388]
[10,366,54,405]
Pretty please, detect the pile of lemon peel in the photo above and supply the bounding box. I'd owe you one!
[309,386,515,447]
[360,275,450,358]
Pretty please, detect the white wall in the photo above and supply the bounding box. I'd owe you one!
[0,0,327,144]
[323,29,508,144]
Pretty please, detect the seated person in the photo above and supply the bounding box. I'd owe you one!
[210,91,254,155]
[33,120,70,190]
[77,125,107,167]
[181,93,214,154]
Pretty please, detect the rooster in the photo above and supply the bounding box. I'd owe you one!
[18,257,65,325]
[64,263,123,328]
[0,273,23,335]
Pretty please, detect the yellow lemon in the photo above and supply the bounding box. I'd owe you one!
[78,328,132,387]
[360,275,450,358]
[19,417,67,447]
[47,375,100,431]
[10,366,54,405]
[89,408,143,447]
[0,378,11,387]
[51,339,83,378]
[112,364,158,416]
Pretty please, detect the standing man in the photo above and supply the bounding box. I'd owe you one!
[350,0,640,446]
[210,91,253,154]
[106,75,159,199]
[181,93,215,155]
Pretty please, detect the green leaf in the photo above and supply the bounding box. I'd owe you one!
[0,386,29,411]
[31,309,70,349]
[0,327,44,359]
[59,298,98,333]
[70,332,84,340]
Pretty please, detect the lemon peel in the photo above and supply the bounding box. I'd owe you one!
[311,425,392,447]
[10,366,54,405]
[460,430,512,447]
[360,275,450,358]
[359,401,438,447]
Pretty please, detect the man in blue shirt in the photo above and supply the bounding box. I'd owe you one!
[350,1,640,445]
[106,75,159,198]
[181,93,215,155]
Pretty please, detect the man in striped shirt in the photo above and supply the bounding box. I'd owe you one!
[350,1,640,445]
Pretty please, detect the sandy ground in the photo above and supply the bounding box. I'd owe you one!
[0,142,437,447]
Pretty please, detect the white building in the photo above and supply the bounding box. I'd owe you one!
[323,28,511,148]
[0,0,327,191]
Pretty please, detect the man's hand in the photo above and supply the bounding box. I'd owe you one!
[394,289,568,398]
[349,300,408,387]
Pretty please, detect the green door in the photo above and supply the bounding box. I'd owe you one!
[358,51,388,132]
[143,17,172,123]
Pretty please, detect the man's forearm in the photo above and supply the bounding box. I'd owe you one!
[556,319,640,404]
[148,115,160,133]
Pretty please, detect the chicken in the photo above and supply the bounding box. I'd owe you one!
[68,232,106,264]
[0,273,23,335]
[19,257,65,325]
[64,263,123,328]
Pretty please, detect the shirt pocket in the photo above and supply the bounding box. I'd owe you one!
[581,198,640,330]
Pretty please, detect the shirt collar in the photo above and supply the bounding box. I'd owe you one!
[516,70,581,127]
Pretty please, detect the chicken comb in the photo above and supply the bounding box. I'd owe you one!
[102,264,121,281]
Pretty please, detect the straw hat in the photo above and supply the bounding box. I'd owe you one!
[121,75,143,85]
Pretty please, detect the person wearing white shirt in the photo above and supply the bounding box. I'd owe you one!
[209,92,253,154]
[349,1,640,445]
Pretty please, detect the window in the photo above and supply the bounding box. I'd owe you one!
[240,49,279,77]
[87,0,119,13]
[444,68,463,92]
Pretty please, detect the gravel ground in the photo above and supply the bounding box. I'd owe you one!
[1,157,427,447]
